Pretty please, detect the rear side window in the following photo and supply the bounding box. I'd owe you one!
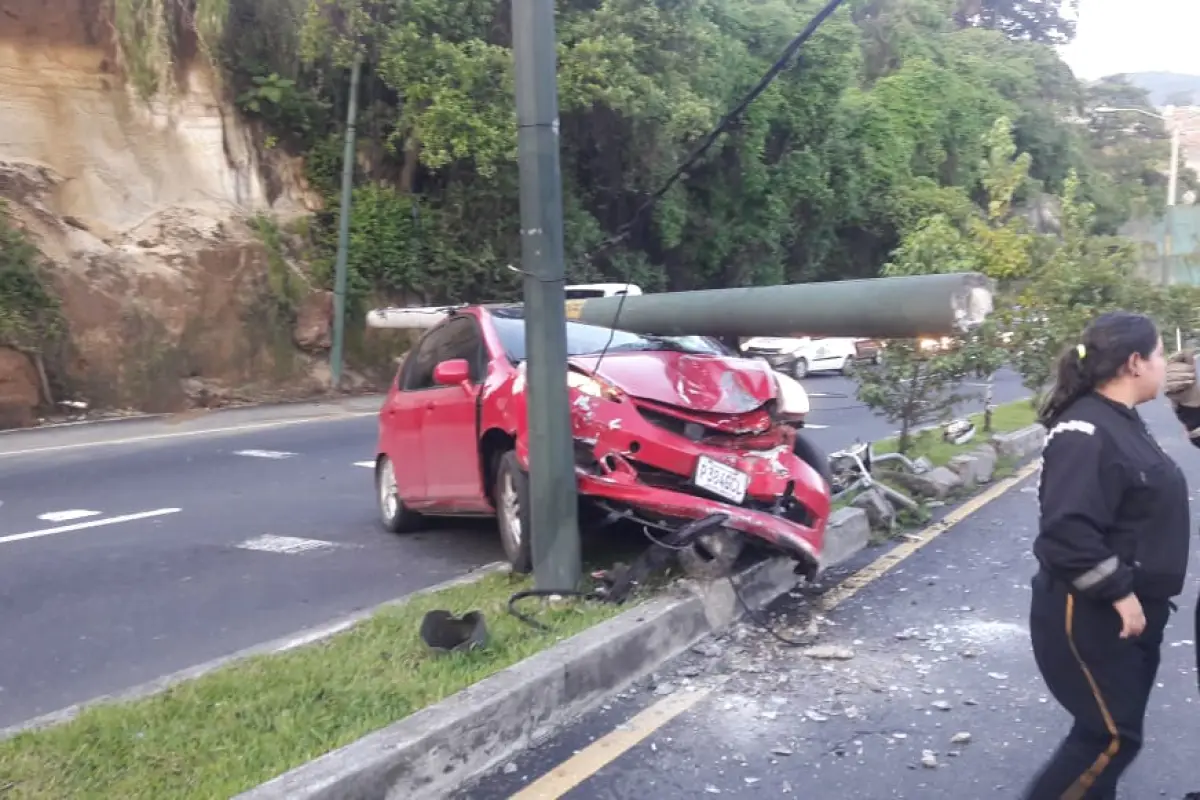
[401,317,485,390]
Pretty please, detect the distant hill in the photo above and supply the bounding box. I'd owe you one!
[1121,72,1200,107]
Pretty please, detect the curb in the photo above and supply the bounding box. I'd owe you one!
[0,562,511,741]
[235,510,872,800]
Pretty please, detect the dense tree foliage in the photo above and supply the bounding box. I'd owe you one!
[118,0,1181,311]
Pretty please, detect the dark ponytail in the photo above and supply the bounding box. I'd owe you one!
[1038,311,1159,427]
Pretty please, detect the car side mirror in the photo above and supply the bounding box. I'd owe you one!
[433,358,471,387]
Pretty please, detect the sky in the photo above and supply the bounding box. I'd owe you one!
[1060,0,1200,79]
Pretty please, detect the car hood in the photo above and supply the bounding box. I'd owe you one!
[569,352,778,414]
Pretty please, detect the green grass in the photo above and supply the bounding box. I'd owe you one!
[873,398,1038,466]
[0,571,627,799]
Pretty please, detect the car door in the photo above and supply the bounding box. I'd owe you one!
[381,336,442,505]
[411,316,490,511]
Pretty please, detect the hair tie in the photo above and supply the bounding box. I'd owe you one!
[1076,344,1086,360]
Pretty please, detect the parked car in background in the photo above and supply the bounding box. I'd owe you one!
[740,336,862,379]
[373,304,832,579]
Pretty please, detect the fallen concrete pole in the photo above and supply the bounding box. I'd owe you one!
[365,272,994,339]
[566,272,993,339]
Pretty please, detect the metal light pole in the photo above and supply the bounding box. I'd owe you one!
[1095,105,1182,285]
[330,51,363,390]
[512,0,582,590]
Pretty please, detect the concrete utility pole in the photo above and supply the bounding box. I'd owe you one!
[330,51,363,389]
[1095,105,1182,285]
[512,0,581,590]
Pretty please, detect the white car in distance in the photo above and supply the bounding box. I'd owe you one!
[741,336,862,380]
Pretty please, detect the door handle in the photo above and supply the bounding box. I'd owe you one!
[424,401,436,410]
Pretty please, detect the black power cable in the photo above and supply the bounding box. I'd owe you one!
[588,0,850,374]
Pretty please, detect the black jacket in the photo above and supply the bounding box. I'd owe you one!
[1035,392,1191,602]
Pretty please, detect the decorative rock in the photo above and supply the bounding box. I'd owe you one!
[851,487,896,532]
[884,466,963,499]
[991,424,1046,460]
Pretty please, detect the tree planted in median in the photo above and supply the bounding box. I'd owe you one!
[856,340,971,454]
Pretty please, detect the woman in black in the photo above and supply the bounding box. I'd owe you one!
[1024,311,1190,800]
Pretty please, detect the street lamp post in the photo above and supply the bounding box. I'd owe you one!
[1095,105,1181,285]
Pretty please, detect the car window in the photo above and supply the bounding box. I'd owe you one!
[402,316,484,391]
[488,309,732,361]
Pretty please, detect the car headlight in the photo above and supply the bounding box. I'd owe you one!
[772,371,810,418]
[567,371,624,401]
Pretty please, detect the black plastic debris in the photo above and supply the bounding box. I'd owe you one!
[419,610,489,653]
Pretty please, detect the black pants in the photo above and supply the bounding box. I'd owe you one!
[1023,571,1171,800]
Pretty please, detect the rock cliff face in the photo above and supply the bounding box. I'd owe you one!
[0,0,338,426]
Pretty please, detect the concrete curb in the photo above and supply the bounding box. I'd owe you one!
[990,423,1046,461]
[236,511,872,800]
[0,562,511,741]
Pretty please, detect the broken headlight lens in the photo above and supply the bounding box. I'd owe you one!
[566,370,624,401]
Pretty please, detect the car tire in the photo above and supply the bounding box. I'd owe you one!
[793,432,833,490]
[377,455,422,533]
[494,450,534,574]
[792,358,809,380]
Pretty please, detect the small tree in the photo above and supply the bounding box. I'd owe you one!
[856,341,970,454]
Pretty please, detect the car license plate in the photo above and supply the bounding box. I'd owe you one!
[693,455,750,505]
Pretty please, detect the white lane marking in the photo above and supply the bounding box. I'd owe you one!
[234,449,297,459]
[0,413,377,459]
[236,534,338,554]
[37,509,101,522]
[805,423,829,429]
[0,508,182,546]
[354,460,375,468]
[276,619,359,652]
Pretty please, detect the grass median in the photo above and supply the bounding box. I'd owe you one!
[873,398,1038,466]
[0,570,628,799]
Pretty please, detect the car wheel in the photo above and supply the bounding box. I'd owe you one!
[494,450,533,574]
[839,356,853,376]
[792,358,809,380]
[793,433,833,490]
[377,455,422,533]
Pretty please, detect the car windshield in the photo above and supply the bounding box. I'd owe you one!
[488,307,732,361]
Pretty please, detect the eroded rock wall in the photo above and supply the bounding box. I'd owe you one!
[0,0,331,424]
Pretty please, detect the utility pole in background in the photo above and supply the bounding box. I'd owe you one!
[329,51,364,390]
[511,0,582,590]
[1096,105,1183,286]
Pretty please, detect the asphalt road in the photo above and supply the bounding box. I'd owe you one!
[0,369,1027,729]
[459,396,1200,800]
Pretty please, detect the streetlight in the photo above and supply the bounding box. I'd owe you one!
[1094,105,1183,285]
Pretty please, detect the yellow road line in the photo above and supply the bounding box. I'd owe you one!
[818,458,1042,610]
[509,681,727,800]
[509,457,1042,799]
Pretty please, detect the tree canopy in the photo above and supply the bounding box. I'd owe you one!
[123,0,1182,310]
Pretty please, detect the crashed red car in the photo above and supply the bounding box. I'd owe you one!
[374,304,832,578]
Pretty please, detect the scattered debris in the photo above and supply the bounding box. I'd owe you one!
[921,750,939,768]
[951,732,972,745]
[804,645,855,660]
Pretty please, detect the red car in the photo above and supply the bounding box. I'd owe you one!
[374,304,832,578]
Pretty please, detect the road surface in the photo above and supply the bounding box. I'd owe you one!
[0,370,1027,728]
[458,396,1200,799]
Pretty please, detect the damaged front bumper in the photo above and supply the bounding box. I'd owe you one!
[579,466,825,572]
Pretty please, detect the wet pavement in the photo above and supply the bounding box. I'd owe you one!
[459,398,1200,799]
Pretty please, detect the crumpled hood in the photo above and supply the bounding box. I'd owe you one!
[569,352,778,414]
